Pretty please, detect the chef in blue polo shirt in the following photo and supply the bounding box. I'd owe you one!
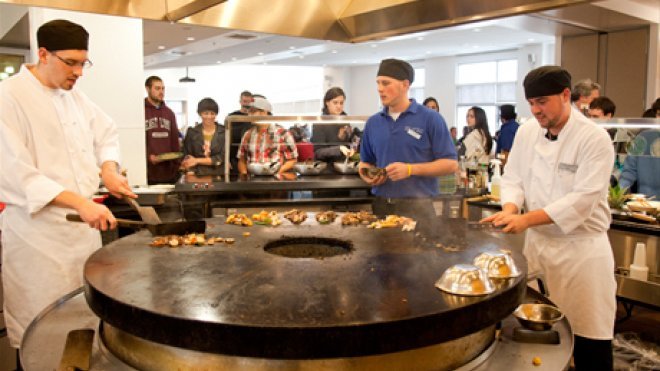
[359,58,458,223]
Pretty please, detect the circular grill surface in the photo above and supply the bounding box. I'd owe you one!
[84,216,526,358]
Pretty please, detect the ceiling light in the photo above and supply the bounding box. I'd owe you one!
[417,37,424,41]
[289,46,296,50]
[231,57,237,61]
[473,28,481,32]
[298,55,305,59]
[5,66,15,74]
[179,67,195,83]
[216,61,222,64]
[331,50,338,54]
[426,51,432,54]
[258,52,264,56]
[186,37,195,41]
[352,60,357,64]
[371,44,377,48]
[528,38,535,42]
[157,45,166,50]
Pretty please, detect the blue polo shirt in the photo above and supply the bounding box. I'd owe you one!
[496,119,519,154]
[360,99,457,197]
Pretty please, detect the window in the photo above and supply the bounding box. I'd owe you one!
[456,60,517,138]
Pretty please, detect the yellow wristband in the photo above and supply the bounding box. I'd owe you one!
[407,164,412,177]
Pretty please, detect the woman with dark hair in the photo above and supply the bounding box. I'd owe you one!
[463,106,493,164]
[312,87,353,161]
[181,97,226,176]
[423,97,439,112]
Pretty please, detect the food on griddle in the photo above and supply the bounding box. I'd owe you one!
[315,210,337,224]
[367,215,416,231]
[341,211,377,226]
[283,209,308,224]
[226,213,253,226]
[225,237,235,244]
[150,234,235,247]
[251,210,282,226]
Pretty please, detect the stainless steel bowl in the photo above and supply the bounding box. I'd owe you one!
[333,161,360,174]
[248,162,281,176]
[293,161,327,175]
[473,251,521,279]
[435,264,495,296]
[513,303,564,331]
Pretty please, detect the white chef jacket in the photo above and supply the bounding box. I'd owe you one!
[0,65,121,347]
[501,108,617,339]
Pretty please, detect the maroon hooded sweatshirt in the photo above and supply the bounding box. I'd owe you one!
[145,98,181,183]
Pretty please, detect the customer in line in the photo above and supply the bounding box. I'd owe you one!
[423,97,440,112]
[312,87,353,162]
[462,106,493,164]
[225,90,253,173]
[181,98,226,176]
[482,66,616,371]
[237,97,298,175]
[495,104,519,166]
[144,75,182,184]
[358,58,457,222]
[0,19,134,349]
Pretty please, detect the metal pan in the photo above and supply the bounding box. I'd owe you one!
[66,215,206,236]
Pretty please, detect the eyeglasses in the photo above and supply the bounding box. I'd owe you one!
[52,53,93,69]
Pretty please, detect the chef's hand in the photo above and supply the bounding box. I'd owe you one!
[101,162,135,199]
[149,154,161,164]
[77,199,117,231]
[385,162,413,182]
[482,213,529,234]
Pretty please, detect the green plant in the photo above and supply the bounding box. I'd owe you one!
[608,185,631,209]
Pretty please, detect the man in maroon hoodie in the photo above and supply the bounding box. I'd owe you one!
[145,76,181,184]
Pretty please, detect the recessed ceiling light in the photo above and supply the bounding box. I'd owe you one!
[528,38,535,42]
[473,28,481,32]
[417,36,424,41]
[216,61,222,64]
[371,44,378,48]
[5,66,15,74]
[426,51,432,54]
[298,55,305,59]
[231,57,237,61]
[472,45,479,48]
[331,50,338,54]
[258,52,264,56]
[289,46,296,50]
[352,60,357,64]
[186,37,195,41]
[158,45,166,50]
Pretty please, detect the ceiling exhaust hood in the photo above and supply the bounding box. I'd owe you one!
[0,0,595,43]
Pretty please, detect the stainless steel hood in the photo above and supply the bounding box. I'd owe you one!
[0,0,596,43]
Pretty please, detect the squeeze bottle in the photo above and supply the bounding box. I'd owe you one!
[490,159,502,199]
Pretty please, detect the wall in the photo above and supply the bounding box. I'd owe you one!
[344,64,380,116]
[28,8,147,185]
[144,65,324,126]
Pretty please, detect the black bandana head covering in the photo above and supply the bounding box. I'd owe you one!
[377,58,414,84]
[523,66,571,99]
[37,19,89,51]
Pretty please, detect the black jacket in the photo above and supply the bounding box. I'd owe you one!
[182,123,226,175]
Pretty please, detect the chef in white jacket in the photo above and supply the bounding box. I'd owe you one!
[482,66,616,370]
[0,19,134,349]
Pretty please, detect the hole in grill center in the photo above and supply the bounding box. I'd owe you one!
[264,237,353,258]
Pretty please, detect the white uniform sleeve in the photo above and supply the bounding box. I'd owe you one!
[500,126,527,210]
[543,129,614,234]
[0,112,65,214]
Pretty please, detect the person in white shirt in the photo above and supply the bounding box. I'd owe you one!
[0,19,134,349]
[482,66,616,371]
[462,106,493,164]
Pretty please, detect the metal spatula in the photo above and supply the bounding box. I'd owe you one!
[124,196,162,225]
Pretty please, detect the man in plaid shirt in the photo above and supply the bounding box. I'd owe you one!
[237,97,298,175]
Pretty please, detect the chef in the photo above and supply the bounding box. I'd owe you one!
[482,66,616,370]
[0,19,133,349]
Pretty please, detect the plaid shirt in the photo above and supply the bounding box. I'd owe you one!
[237,125,298,164]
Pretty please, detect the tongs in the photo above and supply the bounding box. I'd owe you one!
[467,221,504,231]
